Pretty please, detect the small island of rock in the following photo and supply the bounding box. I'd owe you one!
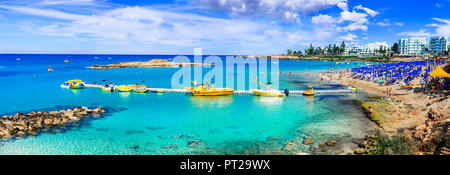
[87,59,213,69]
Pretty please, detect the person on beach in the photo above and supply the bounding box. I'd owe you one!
[321,77,323,85]
[368,107,373,115]
[388,87,392,98]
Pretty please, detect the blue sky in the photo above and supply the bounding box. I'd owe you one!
[0,0,449,55]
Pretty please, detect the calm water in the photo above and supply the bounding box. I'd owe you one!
[0,54,372,155]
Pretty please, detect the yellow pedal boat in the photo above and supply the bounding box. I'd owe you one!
[100,86,114,92]
[117,85,132,92]
[134,88,149,93]
[303,86,314,96]
[251,89,284,97]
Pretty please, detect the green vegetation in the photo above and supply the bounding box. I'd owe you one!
[391,42,399,55]
[286,41,347,56]
[373,130,419,155]
[358,101,390,126]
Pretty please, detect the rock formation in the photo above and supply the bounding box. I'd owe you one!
[87,59,213,69]
[0,107,105,140]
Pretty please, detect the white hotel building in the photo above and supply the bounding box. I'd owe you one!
[347,42,388,55]
[429,36,448,54]
[399,38,427,56]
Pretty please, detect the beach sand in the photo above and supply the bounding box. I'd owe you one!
[321,71,449,133]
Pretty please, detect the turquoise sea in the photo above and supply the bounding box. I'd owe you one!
[0,54,374,155]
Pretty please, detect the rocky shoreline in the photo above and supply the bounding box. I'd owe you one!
[87,59,213,69]
[0,107,105,140]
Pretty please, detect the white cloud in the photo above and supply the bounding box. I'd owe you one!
[0,4,344,54]
[37,0,98,6]
[311,14,335,26]
[429,18,450,37]
[376,22,390,26]
[0,0,381,54]
[194,0,348,22]
[398,29,431,38]
[366,41,388,49]
[336,9,372,32]
[338,33,357,41]
[354,5,378,17]
[394,22,403,26]
[337,2,348,11]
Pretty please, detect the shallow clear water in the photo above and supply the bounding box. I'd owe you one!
[0,54,372,155]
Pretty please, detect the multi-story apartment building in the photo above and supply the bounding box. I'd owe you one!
[399,37,427,56]
[429,36,448,54]
[347,42,388,55]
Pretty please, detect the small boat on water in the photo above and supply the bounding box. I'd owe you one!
[134,87,149,93]
[191,81,234,96]
[117,85,132,92]
[303,86,314,96]
[48,65,53,72]
[16,58,21,61]
[64,59,69,63]
[251,89,284,97]
[69,82,84,89]
[100,85,114,92]
[251,79,284,97]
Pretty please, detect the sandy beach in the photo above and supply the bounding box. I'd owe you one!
[320,68,449,155]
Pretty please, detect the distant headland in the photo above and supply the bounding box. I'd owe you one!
[87,59,213,69]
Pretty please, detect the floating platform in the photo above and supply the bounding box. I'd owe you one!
[61,83,357,96]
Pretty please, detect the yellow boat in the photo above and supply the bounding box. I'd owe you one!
[402,84,419,89]
[250,79,284,97]
[127,84,148,88]
[65,79,83,84]
[64,59,69,63]
[191,81,234,96]
[303,86,314,96]
[134,88,149,93]
[251,89,284,97]
[117,85,132,92]
[100,85,114,92]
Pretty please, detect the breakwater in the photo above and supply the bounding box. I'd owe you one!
[0,107,105,140]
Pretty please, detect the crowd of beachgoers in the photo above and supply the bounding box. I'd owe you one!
[320,58,450,155]
[349,60,449,92]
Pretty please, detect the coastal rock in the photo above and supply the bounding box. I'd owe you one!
[162,144,177,149]
[87,59,214,69]
[52,118,61,125]
[283,142,296,151]
[43,118,53,125]
[303,140,314,144]
[0,107,104,140]
[353,148,365,154]
[130,145,140,150]
[326,140,337,147]
[187,139,203,147]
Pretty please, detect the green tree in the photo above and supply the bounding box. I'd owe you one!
[327,44,332,55]
[287,49,292,55]
[340,41,346,55]
[379,46,386,56]
[391,43,399,55]
[297,50,303,56]
[308,43,314,56]
[317,47,323,55]
[333,44,339,55]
